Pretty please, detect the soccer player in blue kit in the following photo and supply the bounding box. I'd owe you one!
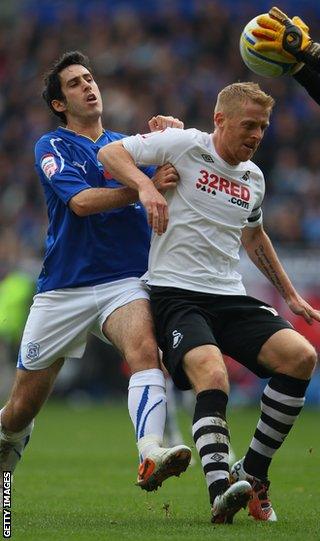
[0,51,191,500]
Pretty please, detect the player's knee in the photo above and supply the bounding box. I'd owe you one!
[125,334,159,372]
[209,366,229,390]
[281,341,317,379]
[184,355,229,392]
[296,343,317,378]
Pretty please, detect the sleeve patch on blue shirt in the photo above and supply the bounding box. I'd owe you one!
[40,154,58,180]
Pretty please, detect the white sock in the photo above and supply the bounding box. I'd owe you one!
[128,369,167,460]
[165,377,183,446]
[0,408,34,479]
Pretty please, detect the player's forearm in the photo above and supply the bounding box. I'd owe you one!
[98,142,151,192]
[293,42,320,71]
[244,230,297,301]
[69,186,138,216]
[293,64,320,105]
[99,141,169,235]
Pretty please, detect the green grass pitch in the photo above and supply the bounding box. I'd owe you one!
[10,402,320,541]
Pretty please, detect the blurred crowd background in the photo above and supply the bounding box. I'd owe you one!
[0,0,319,405]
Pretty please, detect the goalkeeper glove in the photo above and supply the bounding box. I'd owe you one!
[252,6,320,71]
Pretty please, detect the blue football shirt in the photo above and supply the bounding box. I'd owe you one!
[35,127,154,292]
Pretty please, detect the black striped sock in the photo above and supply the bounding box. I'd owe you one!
[244,373,310,480]
[192,389,229,504]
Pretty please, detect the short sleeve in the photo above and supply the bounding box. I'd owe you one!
[246,168,265,228]
[246,206,263,228]
[35,136,91,204]
[122,128,196,166]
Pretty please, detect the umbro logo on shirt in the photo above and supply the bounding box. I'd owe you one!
[201,153,214,163]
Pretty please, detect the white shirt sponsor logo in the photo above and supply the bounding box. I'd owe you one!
[40,154,58,180]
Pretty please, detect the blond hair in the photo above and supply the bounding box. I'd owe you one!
[214,82,275,116]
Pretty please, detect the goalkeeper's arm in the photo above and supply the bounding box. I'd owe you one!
[293,65,320,106]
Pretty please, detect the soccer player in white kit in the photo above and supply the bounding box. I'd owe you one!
[98,81,320,524]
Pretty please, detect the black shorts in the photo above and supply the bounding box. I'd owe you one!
[149,286,293,390]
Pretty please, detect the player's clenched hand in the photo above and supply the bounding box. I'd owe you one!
[138,183,168,235]
[148,115,184,132]
[152,163,179,193]
[287,294,320,325]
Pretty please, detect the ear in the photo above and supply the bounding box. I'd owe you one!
[214,111,225,129]
[51,99,67,114]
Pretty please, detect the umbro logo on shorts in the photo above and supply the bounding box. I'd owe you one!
[172,330,183,349]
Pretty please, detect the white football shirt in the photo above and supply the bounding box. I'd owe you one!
[123,128,265,295]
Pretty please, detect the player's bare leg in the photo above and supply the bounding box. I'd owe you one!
[183,345,251,523]
[164,376,184,447]
[102,299,191,491]
[0,358,64,507]
[231,329,316,521]
[2,358,64,431]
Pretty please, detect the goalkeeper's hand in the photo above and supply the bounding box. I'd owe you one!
[251,7,312,62]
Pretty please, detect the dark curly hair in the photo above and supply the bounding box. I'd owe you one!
[42,51,92,124]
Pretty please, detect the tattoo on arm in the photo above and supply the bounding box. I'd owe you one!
[254,244,287,296]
